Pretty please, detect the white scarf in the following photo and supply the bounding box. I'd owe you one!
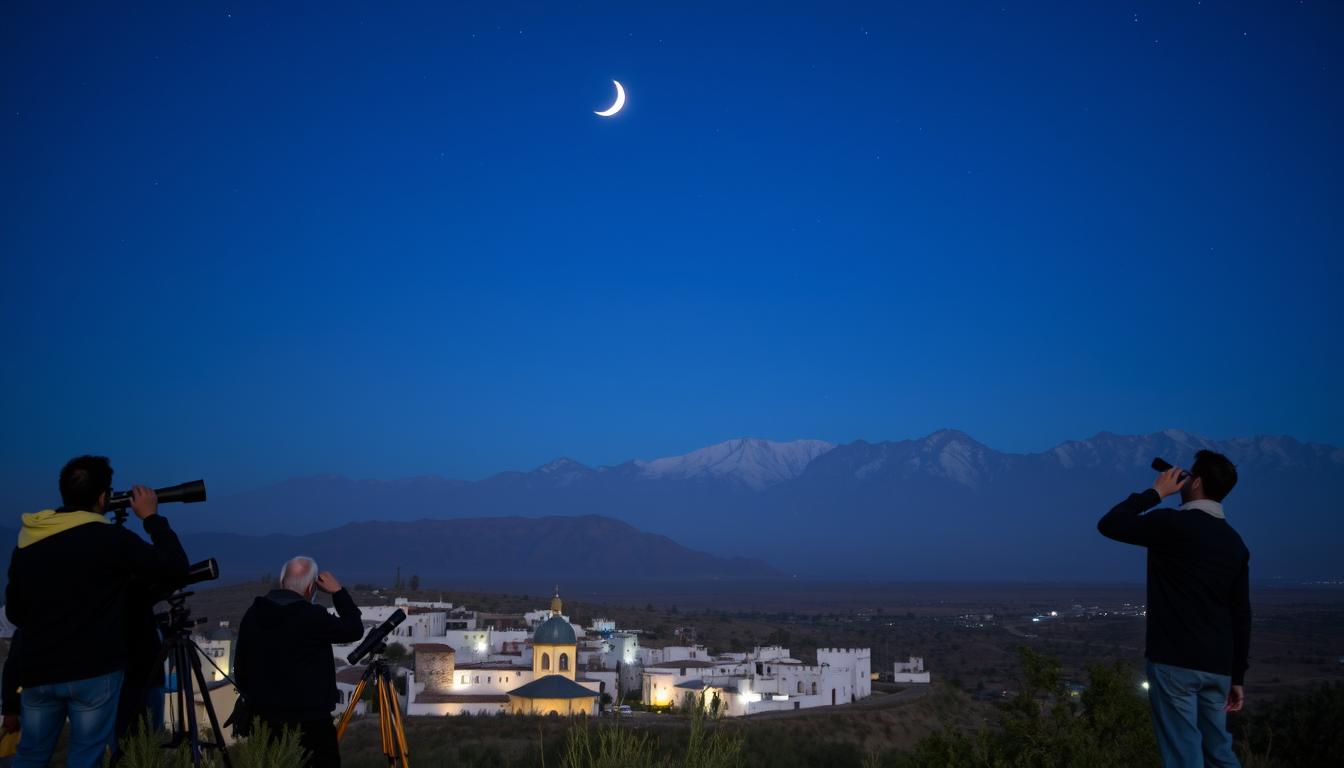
[1179,499,1225,519]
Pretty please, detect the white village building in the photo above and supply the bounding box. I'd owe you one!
[400,591,617,716]
[892,656,931,683]
[323,589,878,719]
[642,645,871,716]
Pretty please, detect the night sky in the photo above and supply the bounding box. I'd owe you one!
[3,2,1341,503]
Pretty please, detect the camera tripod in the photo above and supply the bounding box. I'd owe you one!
[335,644,410,767]
[158,592,234,768]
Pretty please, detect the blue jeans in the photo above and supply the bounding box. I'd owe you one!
[15,670,123,768]
[1146,661,1239,768]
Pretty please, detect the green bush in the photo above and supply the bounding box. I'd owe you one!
[558,722,656,768]
[1232,681,1344,768]
[894,646,1158,768]
[230,719,310,768]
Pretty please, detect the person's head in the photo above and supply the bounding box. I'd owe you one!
[280,556,320,600]
[1183,449,1238,503]
[59,455,113,513]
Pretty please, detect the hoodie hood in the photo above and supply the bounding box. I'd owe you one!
[18,509,109,549]
[247,589,315,628]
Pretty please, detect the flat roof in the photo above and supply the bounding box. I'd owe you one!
[646,660,719,669]
[415,692,510,704]
[335,666,368,684]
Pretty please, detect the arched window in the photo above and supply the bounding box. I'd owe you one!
[811,682,817,695]
[560,653,570,672]
[542,652,551,671]
[797,681,803,694]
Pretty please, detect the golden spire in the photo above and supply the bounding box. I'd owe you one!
[551,585,563,616]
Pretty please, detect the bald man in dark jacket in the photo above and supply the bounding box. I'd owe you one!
[235,557,363,768]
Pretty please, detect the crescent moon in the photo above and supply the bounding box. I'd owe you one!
[595,80,626,117]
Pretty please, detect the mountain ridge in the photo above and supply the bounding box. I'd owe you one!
[98,429,1342,581]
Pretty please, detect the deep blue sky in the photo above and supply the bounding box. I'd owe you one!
[3,1,1341,503]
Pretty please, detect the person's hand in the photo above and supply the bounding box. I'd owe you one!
[1152,468,1189,499]
[315,571,342,594]
[130,485,158,520]
[2,713,18,734]
[1225,685,1245,712]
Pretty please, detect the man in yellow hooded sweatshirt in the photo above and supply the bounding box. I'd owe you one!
[5,455,187,768]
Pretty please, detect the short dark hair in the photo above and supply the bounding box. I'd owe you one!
[59,455,113,510]
[1191,449,1237,502]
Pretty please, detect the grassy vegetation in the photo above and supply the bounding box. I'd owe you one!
[334,649,1344,768]
[111,718,309,767]
[143,580,1344,767]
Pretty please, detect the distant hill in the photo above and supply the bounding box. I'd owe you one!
[0,515,781,590]
[17,431,1342,582]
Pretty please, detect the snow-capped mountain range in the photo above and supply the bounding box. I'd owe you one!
[160,430,1342,580]
[634,438,836,489]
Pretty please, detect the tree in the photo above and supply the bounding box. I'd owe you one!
[384,642,409,667]
[903,647,1159,768]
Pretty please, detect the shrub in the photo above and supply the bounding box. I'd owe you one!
[112,717,309,768]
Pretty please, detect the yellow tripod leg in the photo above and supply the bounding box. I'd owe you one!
[387,677,411,767]
[336,677,369,741]
[377,677,394,763]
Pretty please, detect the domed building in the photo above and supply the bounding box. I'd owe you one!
[404,587,609,717]
[506,590,600,715]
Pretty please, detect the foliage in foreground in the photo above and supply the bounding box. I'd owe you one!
[556,692,743,768]
[113,718,309,768]
[1230,680,1344,768]
[157,655,1344,768]
[897,646,1159,768]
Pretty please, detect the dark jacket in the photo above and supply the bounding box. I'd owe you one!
[234,588,364,722]
[6,512,188,687]
[1098,489,1252,684]
[2,630,20,716]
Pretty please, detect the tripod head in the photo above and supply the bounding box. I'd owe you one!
[156,590,207,638]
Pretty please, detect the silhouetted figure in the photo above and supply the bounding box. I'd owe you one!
[1098,450,1249,767]
[235,557,363,768]
[5,455,188,768]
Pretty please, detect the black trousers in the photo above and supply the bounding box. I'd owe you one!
[264,716,340,768]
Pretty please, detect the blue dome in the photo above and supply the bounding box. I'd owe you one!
[534,615,576,645]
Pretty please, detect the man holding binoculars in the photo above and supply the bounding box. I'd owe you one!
[1098,450,1250,768]
[4,455,189,767]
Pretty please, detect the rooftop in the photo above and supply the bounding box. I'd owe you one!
[647,660,719,669]
[507,675,599,700]
[414,643,457,654]
[416,692,510,704]
[335,666,368,685]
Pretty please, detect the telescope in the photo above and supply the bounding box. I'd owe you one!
[184,558,220,587]
[347,609,407,665]
[105,479,207,513]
